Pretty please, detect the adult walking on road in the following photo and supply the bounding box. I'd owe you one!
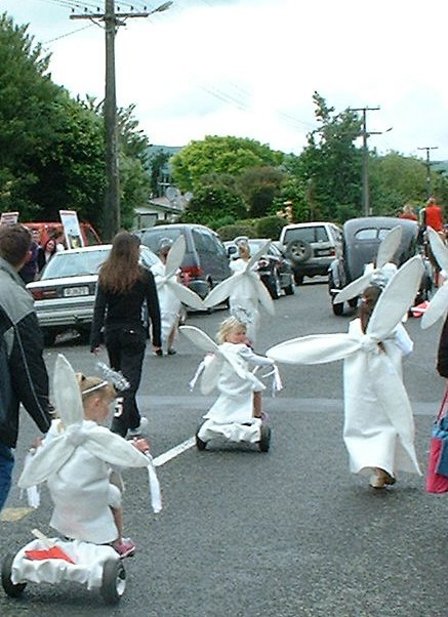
[90,231,162,438]
[0,224,52,511]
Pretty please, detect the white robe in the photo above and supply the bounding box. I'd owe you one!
[343,319,421,477]
[43,420,121,544]
[229,259,260,343]
[198,342,273,443]
[152,261,181,349]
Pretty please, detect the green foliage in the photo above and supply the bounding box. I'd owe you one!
[254,216,288,240]
[296,91,362,221]
[216,223,257,242]
[237,165,284,218]
[180,184,246,227]
[171,135,284,193]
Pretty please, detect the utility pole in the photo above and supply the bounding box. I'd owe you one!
[417,146,438,199]
[70,2,173,241]
[350,106,380,217]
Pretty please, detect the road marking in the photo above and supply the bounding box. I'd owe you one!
[153,437,195,467]
[1,507,35,522]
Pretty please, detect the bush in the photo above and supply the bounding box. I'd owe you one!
[216,223,256,241]
[255,216,288,240]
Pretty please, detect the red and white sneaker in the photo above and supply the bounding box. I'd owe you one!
[113,538,136,558]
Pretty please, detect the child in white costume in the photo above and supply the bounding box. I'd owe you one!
[268,256,424,489]
[182,317,278,445]
[18,355,161,555]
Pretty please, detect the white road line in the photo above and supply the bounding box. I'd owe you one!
[153,437,196,467]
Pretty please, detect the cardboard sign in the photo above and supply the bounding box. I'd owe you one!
[0,212,19,226]
[59,210,84,249]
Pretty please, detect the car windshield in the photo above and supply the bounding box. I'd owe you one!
[139,228,183,254]
[41,249,110,279]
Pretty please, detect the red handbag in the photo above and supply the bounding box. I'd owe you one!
[426,388,448,494]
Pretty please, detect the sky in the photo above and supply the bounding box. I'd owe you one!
[2,0,448,163]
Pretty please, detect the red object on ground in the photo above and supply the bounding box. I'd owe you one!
[25,546,76,564]
[410,301,429,318]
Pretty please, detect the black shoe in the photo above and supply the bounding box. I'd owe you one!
[167,348,177,355]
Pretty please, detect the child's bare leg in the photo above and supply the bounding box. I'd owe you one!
[111,506,123,544]
[253,391,262,418]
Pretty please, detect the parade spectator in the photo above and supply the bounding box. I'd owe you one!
[37,237,57,272]
[0,224,52,511]
[399,204,417,221]
[423,197,444,233]
[90,231,162,438]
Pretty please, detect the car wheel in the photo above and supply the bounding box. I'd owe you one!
[284,275,295,296]
[294,273,304,286]
[267,272,281,299]
[286,240,312,264]
[42,329,57,347]
[332,302,344,316]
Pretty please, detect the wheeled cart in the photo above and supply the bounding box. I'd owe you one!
[2,537,127,605]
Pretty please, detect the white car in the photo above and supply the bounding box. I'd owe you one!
[27,244,161,345]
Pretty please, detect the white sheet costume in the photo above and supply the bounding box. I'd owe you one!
[18,355,161,545]
[203,241,274,345]
[268,256,424,481]
[151,236,205,351]
[181,326,278,444]
[422,227,448,329]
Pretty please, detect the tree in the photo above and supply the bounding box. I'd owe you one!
[238,166,284,218]
[296,92,362,221]
[170,135,284,193]
[181,184,246,228]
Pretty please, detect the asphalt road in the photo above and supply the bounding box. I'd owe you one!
[1,279,446,616]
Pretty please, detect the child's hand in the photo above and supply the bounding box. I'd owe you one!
[30,436,43,451]
[132,437,150,453]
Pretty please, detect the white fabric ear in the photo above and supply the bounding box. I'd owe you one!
[427,226,448,273]
[53,354,84,427]
[367,256,424,339]
[421,283,448,329]
[376,225,402,268]
[200,354,223,395]
[165,235,186,278]
[180,325,219,354]
[334,271,372,304]
[203,275,240,308]
[267,333,361,365]
[165,279,205,310]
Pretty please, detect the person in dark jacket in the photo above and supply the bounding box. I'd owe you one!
[437,315,448,378]
[90,231,162,437]
[0,224,52,511]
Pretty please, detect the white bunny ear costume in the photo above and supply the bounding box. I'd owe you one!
[421,227,448,329]
[268,256,424,479]
[18,355,161,544]
[334,225,402,304]
[180,325,276,444]
[203,240,275,344]
[151,236,205,348]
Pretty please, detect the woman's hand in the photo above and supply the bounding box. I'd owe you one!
[132,437,150,454]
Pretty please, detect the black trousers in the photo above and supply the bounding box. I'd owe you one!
[105,325,146,437]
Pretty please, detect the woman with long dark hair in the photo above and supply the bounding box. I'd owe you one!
[90,231,162,437]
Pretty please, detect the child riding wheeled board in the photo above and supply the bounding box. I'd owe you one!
[181,317,281,452]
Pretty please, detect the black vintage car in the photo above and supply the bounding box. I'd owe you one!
[328,216,432,315]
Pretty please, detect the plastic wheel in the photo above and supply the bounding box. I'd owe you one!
[195,429,207,451]
[100,558,126,605]
[1,553,26,598]
[258,424,271,453]
[332,302,344,316]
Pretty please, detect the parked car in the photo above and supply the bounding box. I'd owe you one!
[224,239,295,299]
[276,222,343,285]
[27,244,160,345]
[134,224,231,299]
[328,216,433,315]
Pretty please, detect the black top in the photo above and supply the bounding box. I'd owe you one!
[90,267,161,350]
[437,314,448,378]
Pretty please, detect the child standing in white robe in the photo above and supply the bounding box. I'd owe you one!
[228,239,260,344]
[344,285,419,488]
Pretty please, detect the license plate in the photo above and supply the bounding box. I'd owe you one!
[63,286,89,297]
